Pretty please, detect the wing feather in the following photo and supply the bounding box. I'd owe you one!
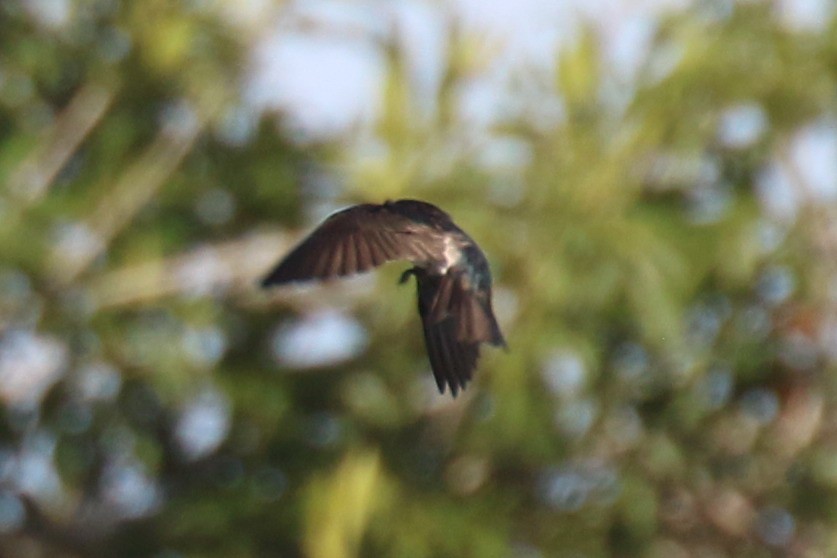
[427,272,456,323]
[425,317,473,396]
[261,203,448,286]
[424,319,453,394]
[372,230,402,259]
[311,247,331,278]
[368,236,387,266]
[355,232,373,271]
[343,233,358,274]
[455,295,488,342]
[459,294,473,341]
[415,273,480,396]
[334,238,349,276]
[327,239,344,277]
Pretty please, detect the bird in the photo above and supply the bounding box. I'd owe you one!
[261,199,506,396]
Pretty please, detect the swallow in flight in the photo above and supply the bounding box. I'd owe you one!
[262,199,505,396]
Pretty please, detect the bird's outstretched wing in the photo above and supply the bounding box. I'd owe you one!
[261,203,448,286]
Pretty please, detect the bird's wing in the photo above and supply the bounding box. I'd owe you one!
[262,203,447,286]
[424,271,506,347]
[415,273,480,396]
[423,315,479,396]
[454,288,507,347]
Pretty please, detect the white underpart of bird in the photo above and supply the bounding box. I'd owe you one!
[439,235,462,273]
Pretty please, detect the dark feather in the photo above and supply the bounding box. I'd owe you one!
[455,292,504,345]
[423,313,476,396]
[413,271,481,396]
[261,202,450,286]
[261,199,506,397]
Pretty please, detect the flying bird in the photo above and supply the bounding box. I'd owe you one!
[261,199,506,396]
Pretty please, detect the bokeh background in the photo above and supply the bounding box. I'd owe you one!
[2,0,837,556]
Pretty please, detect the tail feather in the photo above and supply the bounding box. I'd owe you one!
[428,273,456,323]
[414,271,481,396]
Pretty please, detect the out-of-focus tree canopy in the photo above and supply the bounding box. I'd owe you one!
[1,1,837,556]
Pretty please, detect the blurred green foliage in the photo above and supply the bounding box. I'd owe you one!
[1,1,837,557]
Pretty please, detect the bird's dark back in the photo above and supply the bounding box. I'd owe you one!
[458,243,494,292]
[383,199,462,233]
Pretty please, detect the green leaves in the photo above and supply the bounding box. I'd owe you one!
[304,450,384,558]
